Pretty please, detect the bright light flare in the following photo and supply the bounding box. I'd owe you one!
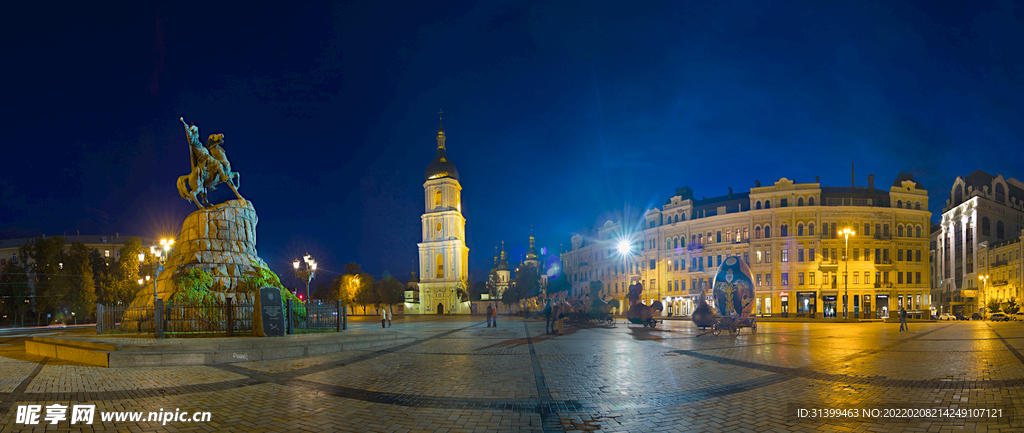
[616,240,631,255]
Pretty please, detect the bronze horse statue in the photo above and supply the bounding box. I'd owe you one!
[177,118,243,208]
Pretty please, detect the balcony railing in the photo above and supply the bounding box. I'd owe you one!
[687,243,703,251]
[991,260,1009,268]
[993,279,1009,286]
[874,234,892,241]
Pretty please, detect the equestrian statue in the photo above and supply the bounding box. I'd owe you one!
[176,118,243,208]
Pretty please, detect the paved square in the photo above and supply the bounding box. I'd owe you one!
[2,316,1023,432]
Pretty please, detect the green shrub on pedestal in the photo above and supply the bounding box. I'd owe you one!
[170,268,219,304]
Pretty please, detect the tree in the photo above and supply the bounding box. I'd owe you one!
[376,272,405,313]
[0,260,30,326]
[470,280,487,301]
[547,272,570,298]
[61,242,96,321]
[108,237,142,305]
[1005,297,1020,315]
[354,276,377,315]
[26,236,66,322]
[987,299,1001,314]
[89,249,114,304]
[311,283,331,301]
[515,265,541,300]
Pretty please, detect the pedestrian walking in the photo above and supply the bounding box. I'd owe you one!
[492,303,498,327]
[486,304,494,327]
[387,309,392,327]
[899,307,908,332]
[381,309,387,328]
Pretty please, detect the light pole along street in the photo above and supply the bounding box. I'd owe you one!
[617,239,632,314]
[293,253,317,301]
[140,238,173,337]
[978,274,990,316]
[839,228,854,319]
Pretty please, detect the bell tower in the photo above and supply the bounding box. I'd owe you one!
[417,113,469,314]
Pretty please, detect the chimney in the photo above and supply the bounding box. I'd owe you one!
[728,187,733,198]
[868,174,874,190]
[852,163,855,187]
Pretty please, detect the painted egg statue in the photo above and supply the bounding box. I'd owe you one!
[712,256,756,318]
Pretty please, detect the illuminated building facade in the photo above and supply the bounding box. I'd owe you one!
[562,174,931,319]
[934,171,1024,315]
[413,120,470,315]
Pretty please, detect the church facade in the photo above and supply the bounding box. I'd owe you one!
[409,120,471,314]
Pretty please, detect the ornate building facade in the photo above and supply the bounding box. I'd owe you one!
[933,171,1024,316]
[412,121,470,314]
[562,174,931,320]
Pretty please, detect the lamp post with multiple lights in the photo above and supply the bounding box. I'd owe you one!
[616,240,632,311]
[293,254,317,301]
[839,228,855,319]
[139,238,174,308]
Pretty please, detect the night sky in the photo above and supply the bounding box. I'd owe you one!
[3,1,1023,288]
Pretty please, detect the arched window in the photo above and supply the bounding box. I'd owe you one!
[897,225,904,237]
[436,254,444,278]
[809,197,815,206]
[435,189,442,207]
[667,240,672,250]
[756,201,762,210]
[996,183,1006,203]
[798,224,804,236]
[755,227,762,239]
[982,217,991,236]
[809,223,815,236]
[781,225,788,237]
[765,200,771,209]
[896,200,903,208]
[674,238,679,248]
[997,221,1005,239]
[798,197,804,206]
[765,225,772,238]
[915,226,922,238]
[915,202,921,210]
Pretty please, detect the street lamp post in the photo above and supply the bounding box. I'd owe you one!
[979,274,990,315]
[140,238,173,337]
[617,240,632,313]
[839,228,855,319]
[293,253,317,301]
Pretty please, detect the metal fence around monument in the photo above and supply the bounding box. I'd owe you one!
[163,299,254,337]
[97,298,345,337]
[287,300,341,333]
[96,304,155,333]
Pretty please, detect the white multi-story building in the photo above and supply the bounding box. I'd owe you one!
[562,174,931,320]
[934,170,1024,315]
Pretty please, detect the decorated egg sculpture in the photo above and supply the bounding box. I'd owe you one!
[712,256,755,317]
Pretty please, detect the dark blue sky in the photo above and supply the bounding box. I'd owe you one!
[2,1,1023,288]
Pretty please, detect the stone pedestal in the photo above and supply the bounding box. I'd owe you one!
[128,199,269,309]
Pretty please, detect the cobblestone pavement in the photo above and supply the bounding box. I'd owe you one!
[2,315,1023,432]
